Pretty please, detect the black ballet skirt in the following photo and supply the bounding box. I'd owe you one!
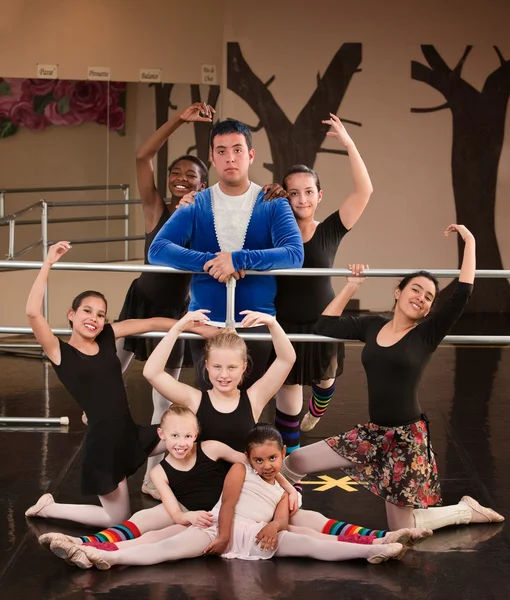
[276,320,345,385]
[50,325,160,496]
[275,211,348,386]
[117,206,191,366]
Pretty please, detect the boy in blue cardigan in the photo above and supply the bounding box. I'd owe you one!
[149,119,303,389]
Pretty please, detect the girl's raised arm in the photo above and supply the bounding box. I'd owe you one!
[322,114,373,230]
[143,310,211,413]
[241,312,296,419]
[445,224,476,284]
[137,102,213,232]
[26,241,71,365]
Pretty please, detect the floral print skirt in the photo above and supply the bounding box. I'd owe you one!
[325,419,442,508]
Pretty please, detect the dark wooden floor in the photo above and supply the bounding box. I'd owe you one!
[1,337,509,599]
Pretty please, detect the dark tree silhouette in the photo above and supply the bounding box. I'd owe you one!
[151,83,176,201]
[227,42,362,183]
[187,84,220,170]
[411,45,510,312]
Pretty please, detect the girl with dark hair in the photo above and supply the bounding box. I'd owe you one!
[116,102,212,499]
[281,225,505,531]
[48,424,406,569]
[274,114,373,453]
[24,242,215,527]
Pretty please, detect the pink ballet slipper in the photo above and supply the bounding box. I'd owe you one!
[80,545,112,570]
[461,496,505,523]
[39,532,81,548]
[368,542,405,564]
[25,493,54,518]
[50,539,93,569]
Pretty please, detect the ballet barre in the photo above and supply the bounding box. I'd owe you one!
[0,327,509,346]
[1,260,509,278]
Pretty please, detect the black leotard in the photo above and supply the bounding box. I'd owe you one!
[314,281,472,425]
[159,443,227,511]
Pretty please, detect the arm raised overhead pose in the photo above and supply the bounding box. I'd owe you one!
[143,310,296,445]
[115,102,212,499]
[282,225,503,532]
[25,243,209,528]
[274,113,374,455]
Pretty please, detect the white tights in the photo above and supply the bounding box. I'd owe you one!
[40,479,132,528]
[37,437,167,527]
[100,527,385,567]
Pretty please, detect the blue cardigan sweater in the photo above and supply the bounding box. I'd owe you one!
[148,188,304,322]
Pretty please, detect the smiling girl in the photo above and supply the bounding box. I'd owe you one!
[24,242,213,527]
[282,225,505,531]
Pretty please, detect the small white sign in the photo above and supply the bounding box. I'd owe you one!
[87,66,111,81]
[139,68,162,83]
[201,64,217,84]
[36,64,58,79]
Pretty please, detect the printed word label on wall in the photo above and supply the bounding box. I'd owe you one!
[201,64,217,84]
[36,64,58,79]
[139,69,162,83]
[87,67,111,81]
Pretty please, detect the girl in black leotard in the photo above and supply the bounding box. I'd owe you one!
[274,114,373,454]
[143,308,297,451]
[24,242,214,528]
[115,102,212,499]
[282,225,504,532]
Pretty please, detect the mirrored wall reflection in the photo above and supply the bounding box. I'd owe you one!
[0,79,220,263]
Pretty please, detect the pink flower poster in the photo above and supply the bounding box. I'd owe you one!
[0,78,126,138]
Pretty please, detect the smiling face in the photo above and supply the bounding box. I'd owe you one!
[210,133,254,187]
[285,172,323,221]
[395,276,437,320]
[68,296,107,338]
[205,347,247,394]
[158,413,199,459]
[167,159,206,199]
[247,441,285,483]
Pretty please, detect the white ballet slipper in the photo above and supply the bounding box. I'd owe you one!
[25,493,54,518]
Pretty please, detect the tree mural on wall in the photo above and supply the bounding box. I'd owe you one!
[227,42,362,183]
[151,82,220,203]
[411,45,510,313]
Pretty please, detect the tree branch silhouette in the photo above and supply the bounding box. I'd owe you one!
[227,41,362,182]
[411,101,450,113]
[411,44,510,312]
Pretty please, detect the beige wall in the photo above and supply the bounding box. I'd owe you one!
[1,0,509,326]
[222,0,510,310]
[0,0,224,83]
